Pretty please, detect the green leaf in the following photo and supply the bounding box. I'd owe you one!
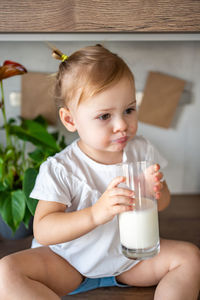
[59,135,67,149]
[7,118,16,125]
[0,191,14,230]
[33,115,48,128]
[23,168,38,215]
[0,182,8,191]
[3,166,15,190]
[23,206,32,229]
[4,148,15,161]
[0,177,11,191]
[23,120,59,149]
[0,156,4,178]
[9,121,59,151]
[28,148,45,163]
[51,131,59,141]
[11,190,26,228]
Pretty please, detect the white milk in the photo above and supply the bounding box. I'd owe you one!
[119,198,159,249]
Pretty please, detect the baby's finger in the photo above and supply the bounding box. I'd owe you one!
[154,181,163,191]
[109,187,134,197]
[113,203,134,215]
[154,164,160,172]
[107,176,126,190]
[155,191,161,200]
[154,172,163,182]
[111,195,135,206]
[146,163,160,176]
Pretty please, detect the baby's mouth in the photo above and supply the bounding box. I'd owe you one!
[113,136,128,144]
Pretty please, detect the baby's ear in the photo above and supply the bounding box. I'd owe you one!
[59,107,77,132]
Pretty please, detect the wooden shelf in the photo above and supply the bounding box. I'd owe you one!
[0,0,200,33]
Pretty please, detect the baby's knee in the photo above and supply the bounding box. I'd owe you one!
[186,243,200,270]
[182,243,200,262]
[177,242,200,273]
[0,255,20,292]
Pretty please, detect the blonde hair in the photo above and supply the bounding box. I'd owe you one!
[54,44,134,108]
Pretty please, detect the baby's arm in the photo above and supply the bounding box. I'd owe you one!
[33,200,96,245]
[33,176,133,245]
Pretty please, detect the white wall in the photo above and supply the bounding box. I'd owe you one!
[0,40,200,194]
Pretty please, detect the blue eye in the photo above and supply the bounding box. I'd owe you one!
[99,113,111,121]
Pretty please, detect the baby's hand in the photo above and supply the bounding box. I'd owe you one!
[91,176,134,226]
[151,164,164,200]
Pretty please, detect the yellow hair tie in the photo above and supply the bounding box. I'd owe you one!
[61,54,68,62]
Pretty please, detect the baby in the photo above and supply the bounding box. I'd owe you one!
[0,44,199,300]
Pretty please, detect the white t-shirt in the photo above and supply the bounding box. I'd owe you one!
[30,135,167,278]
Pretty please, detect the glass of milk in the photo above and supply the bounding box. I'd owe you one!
[118,161,160,260]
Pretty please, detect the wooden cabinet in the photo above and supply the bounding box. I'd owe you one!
[0,0,200,32]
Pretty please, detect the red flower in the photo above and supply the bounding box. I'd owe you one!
[0,60,27,81]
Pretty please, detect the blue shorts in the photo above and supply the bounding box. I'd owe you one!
[68,276,130,295]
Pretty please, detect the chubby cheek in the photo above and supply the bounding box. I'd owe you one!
[79,126,108,147]
[91,130,110,147]
[129,122,138,136]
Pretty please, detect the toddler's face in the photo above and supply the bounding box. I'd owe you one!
[69,76,138,164]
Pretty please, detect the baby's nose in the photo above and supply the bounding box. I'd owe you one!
[113,117,127,132]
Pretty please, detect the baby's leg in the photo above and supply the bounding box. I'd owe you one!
[116,239,200,300]
[0,246,83,300]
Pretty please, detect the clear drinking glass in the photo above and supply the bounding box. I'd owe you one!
[117,161,160,260]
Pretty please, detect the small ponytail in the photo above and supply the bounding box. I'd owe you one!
[46,42,68,62]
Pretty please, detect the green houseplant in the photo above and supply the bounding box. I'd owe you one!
[0,60,66,237]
